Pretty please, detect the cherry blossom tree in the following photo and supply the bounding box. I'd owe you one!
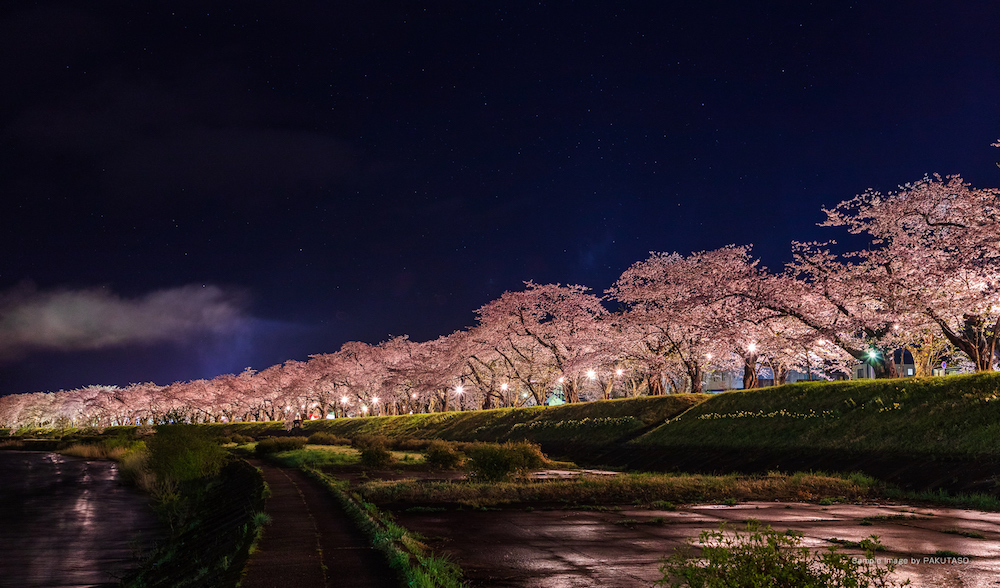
[821,175,1000,371]
[611,246,773,392]
[475,282,611,403]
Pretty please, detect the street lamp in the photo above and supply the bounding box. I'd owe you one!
[586,370,597,380]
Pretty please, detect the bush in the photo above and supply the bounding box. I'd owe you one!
[255,436,308,454]
[353,434,392,451]
[658,521,909,587]
[466,441,546,481]
[353,434,395,467]
[146,425,229,483]
[360,446,395,468]
[307,432,349,446]
[423,440,463,469]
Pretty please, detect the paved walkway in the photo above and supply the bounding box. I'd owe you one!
[242,462,398,588]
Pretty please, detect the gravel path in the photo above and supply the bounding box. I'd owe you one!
[242,462,398,588]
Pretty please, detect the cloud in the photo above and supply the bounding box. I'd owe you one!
[0,283,248,361]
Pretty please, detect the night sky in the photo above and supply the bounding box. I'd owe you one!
[3,1,999,395]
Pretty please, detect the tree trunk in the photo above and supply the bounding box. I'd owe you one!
[648,372,664,396]
[774,364,788,386]
[742,354,759,389]
[564,380,579,403]
[925,311,998,371]
[868,352,899,378]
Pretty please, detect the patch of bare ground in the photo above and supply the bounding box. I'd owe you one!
[390,501,1000,587]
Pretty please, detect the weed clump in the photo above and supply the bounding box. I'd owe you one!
[423,440,463,469]
[658,520,909,587]
[255,436,308,454]
[466,441,546,481]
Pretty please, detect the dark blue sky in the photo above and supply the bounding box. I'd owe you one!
[2,1,999,394]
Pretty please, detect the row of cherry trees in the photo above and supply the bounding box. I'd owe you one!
[2,171,998,429]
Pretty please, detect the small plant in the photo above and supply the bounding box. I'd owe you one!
[943,528,985,539]
[252,511,272,527]
[651,500,677,511]
[659,521,909,587]
[255,436,308,454]
[423,440,464,469]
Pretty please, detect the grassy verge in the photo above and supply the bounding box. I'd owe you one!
[305,468,467,588]
[635,373,1000,457]
[122,459,269,587]
[353,471,877,508]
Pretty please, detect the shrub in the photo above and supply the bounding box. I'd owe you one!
[353,434,392,451]
[466,441,546,481]
[359,437,396,468]
[255,436,308,454]
[146,425,229,483]
[307,432,349,446]
[658,521,909,587]
[423,440,463,469]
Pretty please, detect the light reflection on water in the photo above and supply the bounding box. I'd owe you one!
[0,451,162,588]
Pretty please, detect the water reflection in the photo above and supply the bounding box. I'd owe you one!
[0,451,162,588]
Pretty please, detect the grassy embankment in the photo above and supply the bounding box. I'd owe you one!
[630,373,1000,457]
[191,393,706,452]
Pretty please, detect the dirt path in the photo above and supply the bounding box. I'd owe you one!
[241,462,398,588]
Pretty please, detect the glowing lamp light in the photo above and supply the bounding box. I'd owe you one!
[412,392,418,399]
[615,368,624,376]
[557,377,565,384]
[361,405,368,413]
[747,343,757,353]
[455,386,464,395]
[586,370,597,380]
[500,383,509,391]
[372,396,379,404]
[867,350,879,359]
[706,353,713,360]
[341,396,349,404]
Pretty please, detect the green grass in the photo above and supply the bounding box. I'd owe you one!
[635,373,1000,458]
[354,471,875,507]
[297,394,707,446]
[305,469,468,587]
